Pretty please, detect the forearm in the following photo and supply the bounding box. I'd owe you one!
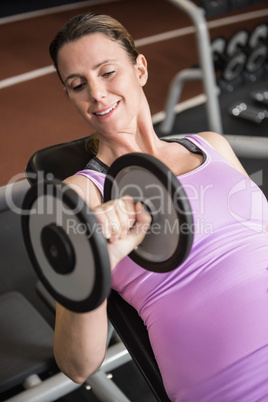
[53,180,150,383]
[54,300,108,383]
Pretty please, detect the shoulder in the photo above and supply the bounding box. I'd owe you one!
[64,174,102,208]
[197,131,230,150]
[197,131,249,177]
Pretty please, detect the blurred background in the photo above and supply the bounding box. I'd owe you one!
[1,0,267,187]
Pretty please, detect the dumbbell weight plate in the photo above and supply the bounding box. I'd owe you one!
[246,45,268,73]
[226,30,249,57]
[223,51,247,81]
[104,153,194,273]
[211,37,226,55]
[22,180,111,313]
[249,24,268,48]
[246,24,268,73]
[211,37,227,72]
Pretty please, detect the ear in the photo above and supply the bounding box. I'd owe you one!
[63,86,69,97]
[135,54,148,87]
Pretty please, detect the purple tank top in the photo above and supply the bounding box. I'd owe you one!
[76,135,268,401]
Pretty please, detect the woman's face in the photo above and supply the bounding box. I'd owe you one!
[57,33,148,136]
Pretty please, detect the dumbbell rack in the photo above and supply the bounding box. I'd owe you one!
[159,0,268,201]
[160,0,268,146]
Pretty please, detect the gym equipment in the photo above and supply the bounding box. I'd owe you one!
[22,153,193,313]
[23,133,268,402]
[228,0,250,9]
[229,101,268,124]
[212,27,268,83]
[104,153,193,272]
[167,0,223,134]
[225,30,249,58]
[200,0,254,17]
[211,35,247,82]
[22,179,111,313]
[249,24,268,48]
[247,24,268,73]
[1,179,138,402]
[224,30,248,81]
[251,89,268,106]
[226,27,268,75]
[200,0,228,18]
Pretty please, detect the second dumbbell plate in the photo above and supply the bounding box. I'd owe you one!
[22,180,111,312]
[104,153,194,273]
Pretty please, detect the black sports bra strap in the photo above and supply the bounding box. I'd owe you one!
[84,137,205,173]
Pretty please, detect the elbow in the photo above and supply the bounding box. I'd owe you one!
[63,366,101,385]
[54,351,106,384]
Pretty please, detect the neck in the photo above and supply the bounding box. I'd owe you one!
[96,97,162,165]
[97,127,160,166]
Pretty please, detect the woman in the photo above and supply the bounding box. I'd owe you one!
[50,13,268,401]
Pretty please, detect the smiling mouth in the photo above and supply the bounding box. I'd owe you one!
[94,101,119,116]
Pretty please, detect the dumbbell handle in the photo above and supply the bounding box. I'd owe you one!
[241,106,267,124]
[230,102,268,124]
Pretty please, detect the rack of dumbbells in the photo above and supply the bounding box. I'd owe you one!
[156,0,268,137]
[155,0,268,199]
[212,23,268,128]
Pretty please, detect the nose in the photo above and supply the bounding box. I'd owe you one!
[88,80,107,102]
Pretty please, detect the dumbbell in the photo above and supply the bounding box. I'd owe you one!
[211,33,247,82]
[251,89,268,107]
[21,153,194,313]
[247,24,268,73]
[226,27,268,74]
[229,101,268,124]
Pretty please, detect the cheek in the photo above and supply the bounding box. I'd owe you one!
[117,74,143,108]
[115,68,142,95]
[68,94,89,114]
[68,97,95,126]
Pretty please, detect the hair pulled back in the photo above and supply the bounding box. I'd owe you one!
[49,13,139,79]
[49,14,139,156]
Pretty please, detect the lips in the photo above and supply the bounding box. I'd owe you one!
[94,101,119,116]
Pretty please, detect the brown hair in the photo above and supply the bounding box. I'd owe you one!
[49,13,139,156]
[49,13,138,82]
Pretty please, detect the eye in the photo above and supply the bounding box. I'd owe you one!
[102,70,116,78]
[72,82,86,92]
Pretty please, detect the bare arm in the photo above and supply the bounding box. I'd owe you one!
[53,174,151,383]
[198,131,249,177]
[53,174,107,383]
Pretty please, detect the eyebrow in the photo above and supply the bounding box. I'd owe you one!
[64,58,118,85]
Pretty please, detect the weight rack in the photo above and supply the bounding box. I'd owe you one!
[158,0,268,158]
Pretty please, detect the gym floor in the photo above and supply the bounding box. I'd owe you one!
[0,0,267,401]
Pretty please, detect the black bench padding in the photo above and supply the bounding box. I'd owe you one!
[25,135,171,401]
[0,292,54,393]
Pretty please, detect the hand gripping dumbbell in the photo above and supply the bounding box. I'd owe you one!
[21,153,194,312]
[211,31,248,82]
